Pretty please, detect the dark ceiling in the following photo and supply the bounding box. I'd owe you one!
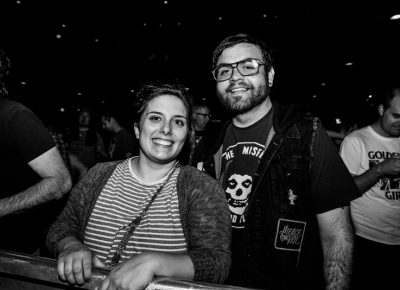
[1,0,400,129]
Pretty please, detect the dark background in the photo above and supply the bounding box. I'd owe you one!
[1,0,400,130]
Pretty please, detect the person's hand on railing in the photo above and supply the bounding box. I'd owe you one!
[57,237,106,286]
[97,252,194,290]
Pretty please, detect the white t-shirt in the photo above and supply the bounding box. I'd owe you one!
[340,126,400,244]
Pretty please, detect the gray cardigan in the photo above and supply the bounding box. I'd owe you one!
[46,162,231,283]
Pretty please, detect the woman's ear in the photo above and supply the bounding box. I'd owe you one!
[134,123,140,139]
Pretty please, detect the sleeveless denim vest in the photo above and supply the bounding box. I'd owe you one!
[196,105,325,289]
[242,116,324,290]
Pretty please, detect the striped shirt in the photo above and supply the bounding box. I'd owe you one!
[83,158,187,266]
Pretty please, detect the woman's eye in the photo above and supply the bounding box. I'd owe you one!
[174,119,186,127]
[149,115,162,122]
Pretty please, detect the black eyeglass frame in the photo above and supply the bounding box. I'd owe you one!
[212,58,265,82]
[194,112,212,118]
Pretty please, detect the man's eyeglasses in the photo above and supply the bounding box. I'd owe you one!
[212,58,265,82]
[194,112,211,118]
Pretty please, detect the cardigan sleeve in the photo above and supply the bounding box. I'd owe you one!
[46,162,117,257]
[179,166,232,283]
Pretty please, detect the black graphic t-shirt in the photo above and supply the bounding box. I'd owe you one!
[222,109,273,228]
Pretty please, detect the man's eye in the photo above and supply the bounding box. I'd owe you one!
[241,64,256,71]
[218,67,231,76]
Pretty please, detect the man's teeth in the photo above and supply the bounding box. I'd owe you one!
[154,139,172,146]
[231,87,247,92]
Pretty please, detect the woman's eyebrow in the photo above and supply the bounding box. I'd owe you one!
[146,111,187,119]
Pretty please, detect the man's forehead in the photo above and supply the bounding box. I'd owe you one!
[196,107,210,113]
[388,95,400,111]
[217,43,263,65]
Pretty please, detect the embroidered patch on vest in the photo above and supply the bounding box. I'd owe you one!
[274,218,306,251]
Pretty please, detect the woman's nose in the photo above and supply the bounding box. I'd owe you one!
[160,122,172,135]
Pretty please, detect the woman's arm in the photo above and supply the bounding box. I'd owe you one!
[99,252,194,290]
[46,162,115,257]
[180,167,232,283]
[56,236,105,285]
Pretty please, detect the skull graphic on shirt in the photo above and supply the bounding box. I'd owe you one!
[226,173,253,215]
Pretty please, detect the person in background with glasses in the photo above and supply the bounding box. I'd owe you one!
[191,33,360,290]
[191,100,212,146]
[46,81,231,290]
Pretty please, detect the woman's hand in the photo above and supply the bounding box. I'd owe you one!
[98,252,194,290]
[57,238,105,285]
[99,252,157,290]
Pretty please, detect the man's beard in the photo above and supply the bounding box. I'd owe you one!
[217,82,269,115]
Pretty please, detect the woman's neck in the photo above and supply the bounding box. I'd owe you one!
[132,157,177,183]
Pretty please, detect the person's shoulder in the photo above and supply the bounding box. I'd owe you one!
[91,160,121,172]
[119,127,135,138]
[273,101,313,129]
[343,126,370,141]
[0,98,32,116]
[179,165,218,183]
[198,120,230,148]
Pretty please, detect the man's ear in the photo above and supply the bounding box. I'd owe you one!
[378,104,385,116]
[134,123,140,139]
[268,67,275,87]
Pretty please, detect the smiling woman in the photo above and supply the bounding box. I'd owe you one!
[46,81,232,290]
[133,84,193,175]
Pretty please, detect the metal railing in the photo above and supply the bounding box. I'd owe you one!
[0,250,258,290]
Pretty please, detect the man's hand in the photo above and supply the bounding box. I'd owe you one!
[375,156,400,177]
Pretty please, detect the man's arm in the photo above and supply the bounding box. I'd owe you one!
[0,146,72,217]
[352,156,400,193]
[317,206,354,290]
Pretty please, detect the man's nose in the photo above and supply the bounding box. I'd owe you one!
[230,66,244,81]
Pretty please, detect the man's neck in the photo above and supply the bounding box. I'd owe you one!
[113,125,122,134]
[371,120,394,138]
[232,97,272,128]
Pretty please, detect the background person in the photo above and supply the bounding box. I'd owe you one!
[101,109,139,161]
[339,83,400,290]
[46,81,231,290]
[191,100,212,146]
[67,107,107,182]
[0,48,72,255]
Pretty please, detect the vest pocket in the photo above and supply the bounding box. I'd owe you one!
[271,154,312,215]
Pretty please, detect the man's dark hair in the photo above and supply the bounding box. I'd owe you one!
[192,98,210,111]
[0,48,11,97]
[381,82,400,109]
[102,107,123,124]
[212,33,273,70]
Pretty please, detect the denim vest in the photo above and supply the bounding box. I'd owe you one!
[195,104,325,289]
